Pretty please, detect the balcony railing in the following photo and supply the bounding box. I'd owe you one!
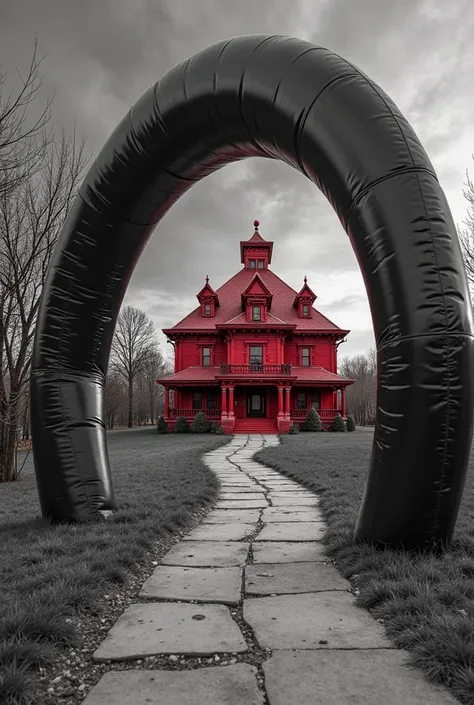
[290,408,342,420]
[168,408,222,419]
[219,363,292,375]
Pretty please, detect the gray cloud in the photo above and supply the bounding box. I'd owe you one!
[2,0,473,360]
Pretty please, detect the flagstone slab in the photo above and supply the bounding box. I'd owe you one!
[139,566,242,605]
[83,665,264,705]
[270,497,318,506]
[252,541,327,564]
[204,510,261,524]
[162,541,249,567]
[216,499,268,509]
[268,490,314,496]
[261,509,324,523]
[93,603,248,661]
[263,650,458,705]
[243,593,391,649]
[221,493,265,500]
[245,562,347,595]
[256,522,325,542]
[186,523,255,541]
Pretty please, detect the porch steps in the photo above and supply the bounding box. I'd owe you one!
[233,419,279,434]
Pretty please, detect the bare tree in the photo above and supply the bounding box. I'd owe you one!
[339,348,377,426]
[0,130,88,481]
[0,39,53,197]
[110,306,158,428]
[104,372,127,429]
[458,159,474,290]
[135,349,170,424]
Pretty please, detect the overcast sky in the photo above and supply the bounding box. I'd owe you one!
[2,0,473,361]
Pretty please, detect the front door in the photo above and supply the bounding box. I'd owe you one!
[247,390,266,418]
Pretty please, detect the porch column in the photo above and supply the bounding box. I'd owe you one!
[164,387,169,419]
[341,387,346,418]
[277,386,284,416]
[228,385,235,417]
[284,387,291,418]
[221,385,228,417]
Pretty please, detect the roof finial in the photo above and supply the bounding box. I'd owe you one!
[254,219,259,231]
[304,275,307,285]
[205,274,209,284]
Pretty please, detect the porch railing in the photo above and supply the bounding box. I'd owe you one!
[168,408,222,419]
[290,408,342,420]
[219,363,292,375]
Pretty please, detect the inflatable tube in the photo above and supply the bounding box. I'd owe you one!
[30,35,474,549]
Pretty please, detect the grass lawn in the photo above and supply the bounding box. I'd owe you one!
[0,428,229,705]
[257,427,474,705]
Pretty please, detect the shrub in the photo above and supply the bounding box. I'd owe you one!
[210,421,219,434]
[156,416,168,434]
[346,415,356,432]
[174,416,190,433]
[190,411,211,433]
[289,423,300,434]
[329,414,346,432]
[214,425,225,435]
[300,407,323,432]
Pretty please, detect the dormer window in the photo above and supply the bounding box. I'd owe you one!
[249,259,256,268]
[252,305,261,321]
[197,275,219,317]
[302,304,309,317]
[257,260,264,269]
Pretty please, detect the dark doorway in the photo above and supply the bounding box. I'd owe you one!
[247,389,266,417]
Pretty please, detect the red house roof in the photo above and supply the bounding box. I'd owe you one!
[164,268,347,335]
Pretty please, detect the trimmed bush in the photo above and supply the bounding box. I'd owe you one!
[300,407,323,432]
[214,425,225,435]
[329,414,346,432]
[174,416,190,433]
[289,423,300,434]
[210,421,219,434]
[346,415,356,432]
[156,416,168,434]
[190,411,211,433]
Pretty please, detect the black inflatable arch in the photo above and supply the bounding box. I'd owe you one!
[30,35,474,550]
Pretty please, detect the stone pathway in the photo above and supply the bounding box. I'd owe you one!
[84,435,456,704]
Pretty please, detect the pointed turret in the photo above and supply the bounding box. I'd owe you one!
[240,219,274,268]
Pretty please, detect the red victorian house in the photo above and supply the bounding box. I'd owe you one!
[157,221,354,434]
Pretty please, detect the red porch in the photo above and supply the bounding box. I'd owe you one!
[158,364,350,433]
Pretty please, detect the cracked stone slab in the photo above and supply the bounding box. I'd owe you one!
[245,562,347,595]
[162,541,249,567]
[252,541,327,563]
[93,603,248,661]
[256,522,325,541]
[83,664,264,705]
[270,497,318,506]
[215,499,268,509]
[261,508,324,523]
[139,566,242,605]
[243,593,391,649]
[263,651,458,705]
[203,510,261,524]
[186,523,255,541]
